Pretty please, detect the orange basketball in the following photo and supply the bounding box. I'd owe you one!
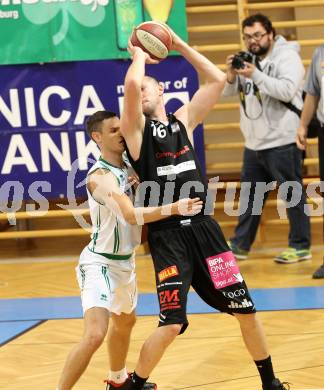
[130,21,172,61]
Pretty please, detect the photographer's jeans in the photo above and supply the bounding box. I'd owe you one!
[230,143,311,252]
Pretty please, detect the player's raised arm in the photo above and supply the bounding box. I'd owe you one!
[120,42,158,161]
[169,29,226,135]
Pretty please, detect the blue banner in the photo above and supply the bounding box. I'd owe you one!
[0,57,206,204]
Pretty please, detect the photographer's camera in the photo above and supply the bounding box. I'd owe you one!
[232,51,254,69]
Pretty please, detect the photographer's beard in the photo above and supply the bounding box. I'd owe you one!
[248,40,271,58]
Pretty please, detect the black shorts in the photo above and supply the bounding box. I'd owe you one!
[148,215,256,334]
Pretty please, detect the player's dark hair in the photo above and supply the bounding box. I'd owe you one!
[85,110,117,140]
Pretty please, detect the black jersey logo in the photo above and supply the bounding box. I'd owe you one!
[171,122,180,133]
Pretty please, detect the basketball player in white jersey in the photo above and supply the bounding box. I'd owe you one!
[56,110,202,390]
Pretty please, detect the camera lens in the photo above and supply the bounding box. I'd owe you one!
[231,51,254,69]
[232,55,245,69]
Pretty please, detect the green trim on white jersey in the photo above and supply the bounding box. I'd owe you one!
[88,247,133,261]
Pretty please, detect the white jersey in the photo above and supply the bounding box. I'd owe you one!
[81,155,141,264]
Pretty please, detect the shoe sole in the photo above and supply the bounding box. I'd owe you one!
[312,266,324,279]
[274,254,312,264]
[313,273,324,279]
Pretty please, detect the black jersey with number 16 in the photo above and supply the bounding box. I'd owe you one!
[126,114,207,218]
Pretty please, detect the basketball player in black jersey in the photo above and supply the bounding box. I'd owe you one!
[120,26,288,390]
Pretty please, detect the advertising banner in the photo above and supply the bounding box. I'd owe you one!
[0,56,206,204]
[0,0,187,65]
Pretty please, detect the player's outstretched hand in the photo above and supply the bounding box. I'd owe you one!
[160,23,183,51]
[176,197,203,216]
[127,39,159,64]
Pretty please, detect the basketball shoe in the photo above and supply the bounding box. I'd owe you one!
[227,240,249,260]
[263,378,290,390]
[274,247,311,264]
[105,376,157,390]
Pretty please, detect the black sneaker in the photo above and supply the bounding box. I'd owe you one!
[227,240,249,260]
[104,377,157,390]
[312,264,324,279]
[141,382,156,390]
[263,378,290,390]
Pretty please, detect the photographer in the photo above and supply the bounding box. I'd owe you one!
[223,13,311,264]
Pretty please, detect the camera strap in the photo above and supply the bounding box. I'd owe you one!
[253,57,303,119]
[238,77,263,120]
[279,100,301,117]
[280,95,319,138]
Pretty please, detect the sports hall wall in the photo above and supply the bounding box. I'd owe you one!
[0,1,206,204]
[0,0,324,249]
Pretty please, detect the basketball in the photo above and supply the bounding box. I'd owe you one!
[130,21,172,61]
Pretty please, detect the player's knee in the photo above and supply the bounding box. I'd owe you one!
[84,328,106,351]
[161,323,182,341]
[112,313,136,333]
[126,313,137,328]
[234,312,258,327]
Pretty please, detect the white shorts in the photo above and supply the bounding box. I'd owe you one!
[76,248,137,315]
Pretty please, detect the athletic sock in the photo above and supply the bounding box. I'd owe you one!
[109,367,128,384]
[254,355,275,388]
[130,371,148,390]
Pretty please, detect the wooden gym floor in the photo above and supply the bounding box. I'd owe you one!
[0,230,324,390]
